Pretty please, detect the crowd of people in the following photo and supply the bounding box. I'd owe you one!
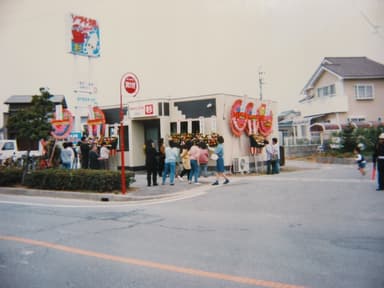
[145,136,230,187]
[40,130,384,192]
[70,136,113,170]
[42,136,114,170]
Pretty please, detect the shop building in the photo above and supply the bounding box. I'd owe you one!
[101,93,278,172]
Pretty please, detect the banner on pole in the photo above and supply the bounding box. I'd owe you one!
[69,13,100,57]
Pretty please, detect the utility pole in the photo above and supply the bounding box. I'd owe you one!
[258,70,265,100]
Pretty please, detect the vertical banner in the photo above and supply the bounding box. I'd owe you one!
[55,105,63,120]
[87,106,106,137]
[69,13,100,57]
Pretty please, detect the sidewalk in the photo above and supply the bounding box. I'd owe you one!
[0,160,324,202]
[0,173,219,202]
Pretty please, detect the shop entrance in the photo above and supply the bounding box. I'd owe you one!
[144,119,161,150]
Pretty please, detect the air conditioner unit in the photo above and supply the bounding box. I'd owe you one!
[233,156,250,173]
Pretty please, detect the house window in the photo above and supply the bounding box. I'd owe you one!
[158,103,163,116]
[317,84,336,97]
[164,102,170,116]
[330,84,335,95]
[170,122,177,134]
[355,84,374,100]
[349,117,366,122]
[180,121,188,134]
[191,120,200,134]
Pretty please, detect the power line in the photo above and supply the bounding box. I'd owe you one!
[360,10,384,40]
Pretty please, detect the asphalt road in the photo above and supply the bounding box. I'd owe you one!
[0,161,383,288]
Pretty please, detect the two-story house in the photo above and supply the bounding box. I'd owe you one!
[3,94,67,150]
[298,57,384,141]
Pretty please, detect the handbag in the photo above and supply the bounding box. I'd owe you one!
[210,153,218,161]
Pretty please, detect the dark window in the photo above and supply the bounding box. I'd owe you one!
[118,126,129,151]
[164,102,170,116]
[173,99,216,118]
[170,122,177,135]
[192,120,200,134]
[108,126,116,137]
[180,121,188,134]
[158,102,163,116]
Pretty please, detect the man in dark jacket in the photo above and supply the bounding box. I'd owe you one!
[373,132,384,191]
[145,139,158,187]
[88,143,100,170]
[79,136,90,169]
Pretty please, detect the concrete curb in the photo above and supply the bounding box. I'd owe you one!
[0,187,180,202]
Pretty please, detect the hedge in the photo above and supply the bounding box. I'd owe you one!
[0,168,23,186]
[0,168,135,193]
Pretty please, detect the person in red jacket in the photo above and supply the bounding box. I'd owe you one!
[198,141,209,177]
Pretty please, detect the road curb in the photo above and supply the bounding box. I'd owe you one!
[0,187,185,202]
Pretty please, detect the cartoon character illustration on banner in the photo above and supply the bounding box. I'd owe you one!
[51,109,74,140]
[85,29,100,56]
[70,14,100,57]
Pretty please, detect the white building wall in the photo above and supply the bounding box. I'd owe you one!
[300,72,348,117]
[119,93,278,169]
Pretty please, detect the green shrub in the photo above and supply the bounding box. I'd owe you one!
[330,125,384,156]
[0,168,23,186]
[23,169,135,192]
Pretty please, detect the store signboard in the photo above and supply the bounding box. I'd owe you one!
[74,80,97,106]
[69,14,100,57]
[128,102,158,118]
[122,73,140,97]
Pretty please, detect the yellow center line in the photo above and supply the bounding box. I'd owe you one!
[0,235,307,288]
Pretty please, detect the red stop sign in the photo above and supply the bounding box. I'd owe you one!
[123,73,139,96]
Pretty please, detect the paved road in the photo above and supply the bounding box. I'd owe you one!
[0,161,383,288]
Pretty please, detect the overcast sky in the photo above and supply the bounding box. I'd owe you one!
[0,0,383,127]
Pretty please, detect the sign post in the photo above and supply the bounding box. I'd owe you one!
[119,73,139,194]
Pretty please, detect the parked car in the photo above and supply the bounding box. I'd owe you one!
[0,140,42,164]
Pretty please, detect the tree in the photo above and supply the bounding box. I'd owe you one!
[340,123,356,153]
[7,88,54,182]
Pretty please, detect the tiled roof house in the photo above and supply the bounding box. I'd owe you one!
[299,57,384,132]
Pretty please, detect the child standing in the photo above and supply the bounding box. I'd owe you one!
[354,146,366,176]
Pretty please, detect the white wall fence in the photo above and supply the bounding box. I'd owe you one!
[283,145,319,158]
[282,136,321,146]
[281,136,321,158]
